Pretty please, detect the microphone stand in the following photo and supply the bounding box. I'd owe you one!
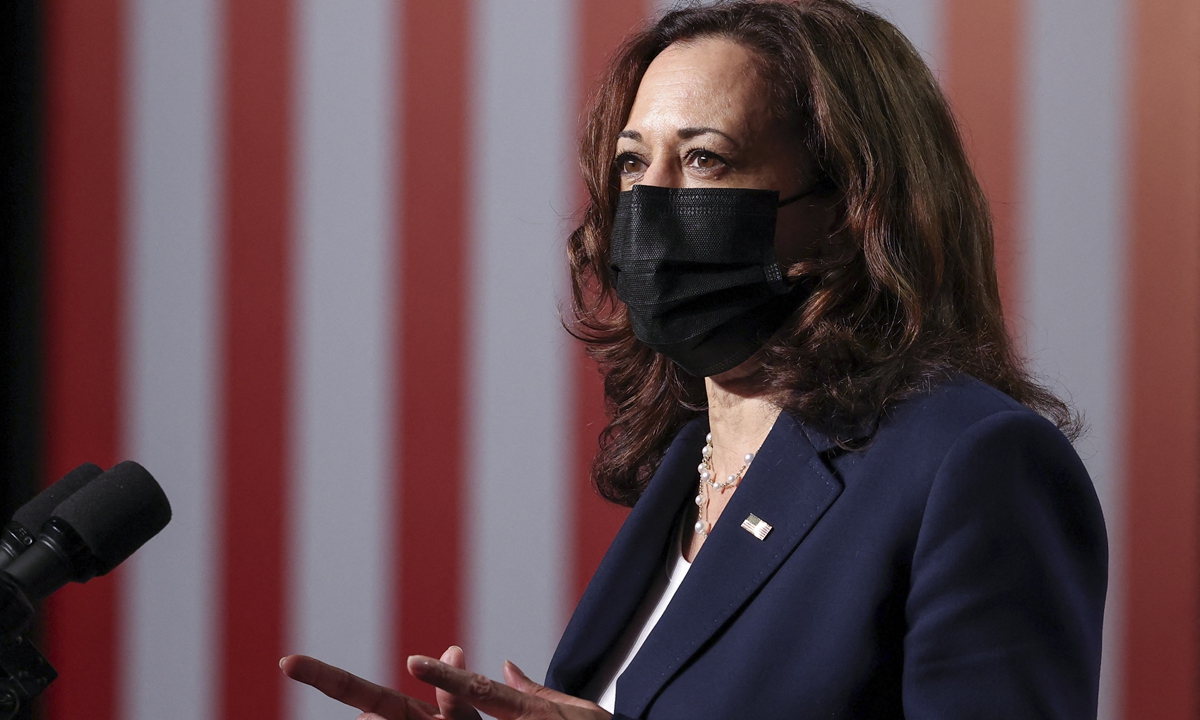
[0,575,56,719]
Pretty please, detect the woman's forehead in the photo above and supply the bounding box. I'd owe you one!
[623,38,771,138]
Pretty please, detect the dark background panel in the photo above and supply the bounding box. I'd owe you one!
[0,2,42,716]
[0,0,42,518]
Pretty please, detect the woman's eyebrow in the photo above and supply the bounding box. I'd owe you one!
[677,126,739,147]
[615,127,739,146]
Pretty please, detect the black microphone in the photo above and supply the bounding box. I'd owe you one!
[0,461,170,718]
[0,464,103,570]
[2,461,172,605]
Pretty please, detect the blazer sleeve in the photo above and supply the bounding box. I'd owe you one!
[902,410,1108,719]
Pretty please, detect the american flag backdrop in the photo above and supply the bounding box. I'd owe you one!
[33,0,1199,719]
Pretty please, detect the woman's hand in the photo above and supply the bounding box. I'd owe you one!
[280,647,611,720]
[280,653,439,719]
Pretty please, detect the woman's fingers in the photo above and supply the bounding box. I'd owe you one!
[408,655,548,719]
[436,646,482,720]
[280,654,439,720]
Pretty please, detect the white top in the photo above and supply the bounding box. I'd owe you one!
[582,518,693,713]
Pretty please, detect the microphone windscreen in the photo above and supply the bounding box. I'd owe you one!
[51,461,172,574]
[11,463,104,533]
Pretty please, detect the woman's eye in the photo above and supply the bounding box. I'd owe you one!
[616,154,644,175]
[687,150,726,171]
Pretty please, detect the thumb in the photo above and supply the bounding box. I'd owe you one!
[502,661,598,709]
[500,660,540,694]
[436,647,480,720]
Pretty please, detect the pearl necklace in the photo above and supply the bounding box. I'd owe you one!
[694,432,755,538]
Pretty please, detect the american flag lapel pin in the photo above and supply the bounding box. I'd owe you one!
[741,513,773,540]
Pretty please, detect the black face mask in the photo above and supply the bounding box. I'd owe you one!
[609,184,814,378]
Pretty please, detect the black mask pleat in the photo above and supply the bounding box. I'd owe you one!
[610,185,809,377]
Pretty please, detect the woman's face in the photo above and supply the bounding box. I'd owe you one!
[616,37,836,267]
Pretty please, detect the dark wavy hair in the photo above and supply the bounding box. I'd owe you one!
[567,0,1080,506]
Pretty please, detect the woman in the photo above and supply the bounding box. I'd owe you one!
[282,1,1107,718]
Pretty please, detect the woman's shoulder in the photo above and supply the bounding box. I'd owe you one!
[886,373,1034,433]
[883,373,1097,503]
[806,373,1094,518]
[867,373,1068,464]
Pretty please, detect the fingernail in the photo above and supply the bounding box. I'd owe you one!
[450,645,462,653]
[407,655,433,671]
[278,657,286,670]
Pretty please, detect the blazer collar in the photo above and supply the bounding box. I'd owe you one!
[545,417,708,694]
[799,421,840,454]
[615,411,844,717]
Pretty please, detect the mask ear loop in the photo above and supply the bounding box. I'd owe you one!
[775,175,837,288]
[776,175,834,208]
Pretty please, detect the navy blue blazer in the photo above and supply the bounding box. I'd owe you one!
[546,376,1107,719]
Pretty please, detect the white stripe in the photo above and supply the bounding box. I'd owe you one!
[122,0,219,718]
[290,1,395,718]
[1022,2,1125,719]
[869,0,943,74]
[467,0,573,685]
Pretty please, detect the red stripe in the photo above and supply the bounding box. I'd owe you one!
[570,346,629,605]
[218,0,293,718]
[1124,0,1200,715]
[942,0,1024,318]
[395,0,468,700]
[40,0,125,717]
[568,1,646,606]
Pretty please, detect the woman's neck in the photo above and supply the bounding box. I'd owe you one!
[681,368,781,563]
[704,372,781,478]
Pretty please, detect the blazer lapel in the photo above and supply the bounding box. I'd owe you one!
[545,418,709,694]
[614,412,844,717]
